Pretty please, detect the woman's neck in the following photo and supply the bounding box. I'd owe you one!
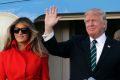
[17,43,27,51]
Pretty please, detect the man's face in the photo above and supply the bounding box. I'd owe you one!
[85,12,106,39]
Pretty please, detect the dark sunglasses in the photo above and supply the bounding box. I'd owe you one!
[14,27,30,34]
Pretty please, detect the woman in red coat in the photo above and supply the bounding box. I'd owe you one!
[0,17,49,80]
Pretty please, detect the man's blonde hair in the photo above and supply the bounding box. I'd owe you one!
[84,8,107,30]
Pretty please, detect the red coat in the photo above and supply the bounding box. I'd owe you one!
[0,40,49,80]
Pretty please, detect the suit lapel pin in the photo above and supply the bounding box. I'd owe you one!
[107,45,111,48]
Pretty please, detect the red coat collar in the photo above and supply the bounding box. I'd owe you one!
[11,40,31,50]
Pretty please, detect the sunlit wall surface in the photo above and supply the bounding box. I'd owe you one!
[0,12,18,51]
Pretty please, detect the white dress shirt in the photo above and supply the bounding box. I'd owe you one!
[90,33,106,63]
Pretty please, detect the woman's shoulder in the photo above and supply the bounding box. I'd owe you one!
[40,53,49,59]
[0,50,9,59]
[0,48,13,56]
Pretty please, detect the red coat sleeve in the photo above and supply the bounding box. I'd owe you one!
[0,52,7,80]
[41,56,49,80]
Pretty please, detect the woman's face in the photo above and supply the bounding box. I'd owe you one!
[14,22,30,44]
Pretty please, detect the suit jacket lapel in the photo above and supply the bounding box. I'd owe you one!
[93,38,112,73]
[82,37,92,73]
[80,36,112,74]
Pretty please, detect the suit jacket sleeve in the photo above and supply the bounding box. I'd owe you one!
[43,36,73,58]
[0,52,7,80]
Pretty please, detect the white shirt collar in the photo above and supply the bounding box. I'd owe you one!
[90,33,106,44]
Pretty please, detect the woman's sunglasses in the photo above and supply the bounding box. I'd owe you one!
[14,27,30,34]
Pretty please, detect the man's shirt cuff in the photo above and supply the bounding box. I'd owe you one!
[42,32,54,41]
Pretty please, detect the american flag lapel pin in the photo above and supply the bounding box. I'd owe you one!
[107,45,111,48]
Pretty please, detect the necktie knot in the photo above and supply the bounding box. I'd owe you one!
[92,40,97,44]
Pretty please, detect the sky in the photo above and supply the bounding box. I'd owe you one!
[0,0,120,20]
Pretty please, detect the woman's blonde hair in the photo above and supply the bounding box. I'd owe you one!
[3,17,48,56]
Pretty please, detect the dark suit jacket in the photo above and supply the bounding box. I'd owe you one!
[43,35,120,80]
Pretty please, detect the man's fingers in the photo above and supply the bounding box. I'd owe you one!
[49,6,57,14]
[45,8,49,15]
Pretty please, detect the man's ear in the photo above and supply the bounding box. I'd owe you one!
[104,20,107,31]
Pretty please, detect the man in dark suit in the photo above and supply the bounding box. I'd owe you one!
[42,6,120,80]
